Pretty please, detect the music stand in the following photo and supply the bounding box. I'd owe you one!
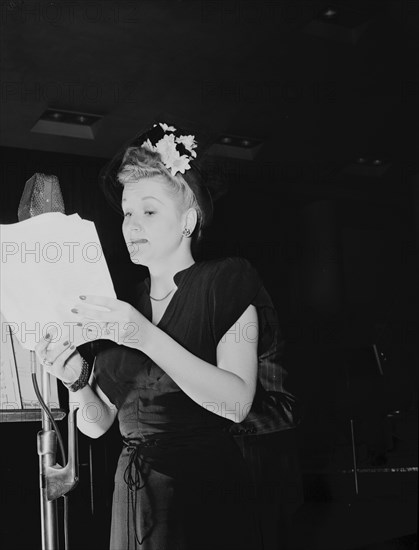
[1,321,66,421]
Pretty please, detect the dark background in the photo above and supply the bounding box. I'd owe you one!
[0,1,418,549]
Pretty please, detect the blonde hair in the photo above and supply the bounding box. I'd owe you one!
[117,146,204,241]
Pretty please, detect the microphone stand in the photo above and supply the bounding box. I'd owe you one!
[35,352,59,549]
[32,352,79,550]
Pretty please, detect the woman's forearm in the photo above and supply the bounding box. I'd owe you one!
[68,384,116,439]
[140,323,255,423]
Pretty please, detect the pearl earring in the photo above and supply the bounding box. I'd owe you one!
[182,228,191,237]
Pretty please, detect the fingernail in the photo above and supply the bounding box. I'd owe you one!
[69,345,75,350]
[71,308,78,314]
[76,322,82,327]
[63,340,69,346]
[79,295,86,300]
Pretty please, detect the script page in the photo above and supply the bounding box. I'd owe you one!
[0,212,116,351]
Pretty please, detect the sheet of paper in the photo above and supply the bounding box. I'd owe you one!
[0,318,22,410]
[0,212,116,351]
[0,312,60,410]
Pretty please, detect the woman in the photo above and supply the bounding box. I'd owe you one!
[36,121,265,550]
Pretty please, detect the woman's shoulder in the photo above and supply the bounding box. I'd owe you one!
[197,256,255,277]
[194,256,262,295]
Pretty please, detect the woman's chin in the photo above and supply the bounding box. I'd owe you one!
[130,254,147,266]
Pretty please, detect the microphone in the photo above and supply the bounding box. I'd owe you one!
[16,173,65,365]
[18,173,65,221]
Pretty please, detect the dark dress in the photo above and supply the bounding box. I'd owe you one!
[94,257,265,550]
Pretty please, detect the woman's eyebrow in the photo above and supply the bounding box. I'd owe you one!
[121,196,164,204]
[141,195,164,204]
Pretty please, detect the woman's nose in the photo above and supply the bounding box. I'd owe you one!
[125,214,142,230]
[129,224,145,242]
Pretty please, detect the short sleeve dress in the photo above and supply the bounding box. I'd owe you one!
[94,257,265,550]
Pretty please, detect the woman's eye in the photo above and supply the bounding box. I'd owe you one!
[123,210,155,218]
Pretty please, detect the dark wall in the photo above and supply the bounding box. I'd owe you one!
[1,146,417,548]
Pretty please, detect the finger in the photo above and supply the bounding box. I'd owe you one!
[77,295,118,309]
[70,319,104,340]
[39,344,76,378]
[71,306,114,322]
[48,340,76,363]
[40,352,69,380]
[82,321,118,342]
[34,333,53,357]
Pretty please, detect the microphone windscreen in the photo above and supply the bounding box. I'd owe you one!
[18,173,65,221]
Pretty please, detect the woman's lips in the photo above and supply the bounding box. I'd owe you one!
[128,239,148,253]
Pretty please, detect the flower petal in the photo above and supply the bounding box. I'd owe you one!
[141,139,155,152]
[159,122,176,132]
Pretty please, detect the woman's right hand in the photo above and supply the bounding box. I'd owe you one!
[35,333,84,385]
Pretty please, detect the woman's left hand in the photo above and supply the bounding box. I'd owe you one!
[70,295,149,349]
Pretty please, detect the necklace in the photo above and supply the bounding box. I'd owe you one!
[149,288,175,302]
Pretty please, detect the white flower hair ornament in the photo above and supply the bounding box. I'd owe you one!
[140,122,198,176]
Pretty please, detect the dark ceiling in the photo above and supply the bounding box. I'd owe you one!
[1,0,418,196]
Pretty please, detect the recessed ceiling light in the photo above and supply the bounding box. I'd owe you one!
[32,109,102,139]
[373,159,382,165]
[324,8,337,18]
[357,157,366,163]
[210,135,263,160]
